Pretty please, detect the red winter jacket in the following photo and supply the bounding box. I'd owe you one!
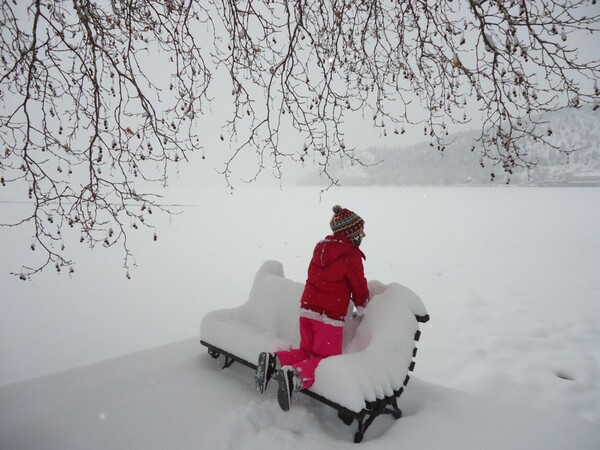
[300,234,370,322]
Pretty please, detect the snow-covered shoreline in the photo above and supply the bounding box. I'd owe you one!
[1,338,598,449]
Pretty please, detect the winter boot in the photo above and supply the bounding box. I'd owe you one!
[255,352,277,394]
[276,367,302,412]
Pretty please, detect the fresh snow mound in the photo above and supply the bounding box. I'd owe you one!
[200,261,303,363]
[200,260,428,412]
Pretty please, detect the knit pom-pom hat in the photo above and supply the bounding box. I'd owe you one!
[330,205,364,240]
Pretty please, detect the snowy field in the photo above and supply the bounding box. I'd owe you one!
[1,186,599,448]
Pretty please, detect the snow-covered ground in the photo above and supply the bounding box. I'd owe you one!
[1,186,599,448]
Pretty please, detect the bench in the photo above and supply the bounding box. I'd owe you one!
[200,260,429,443]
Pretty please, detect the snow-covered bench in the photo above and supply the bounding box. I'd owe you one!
[200,260,429,443]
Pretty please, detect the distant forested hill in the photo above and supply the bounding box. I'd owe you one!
[300,107,600,186]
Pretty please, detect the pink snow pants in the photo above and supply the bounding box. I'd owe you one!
[275,316,343,389]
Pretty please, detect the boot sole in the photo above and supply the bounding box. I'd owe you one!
[277,370,292,412]
[255,352,273,394]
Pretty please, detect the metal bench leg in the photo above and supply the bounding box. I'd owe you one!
[354,414,378,443]
[387,397,402,419]
[222,355,235,369]
[337,411,354,426]
[353,401,402,442]
[205,346,236,370]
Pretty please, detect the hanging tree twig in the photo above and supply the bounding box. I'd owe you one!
[1,0,599,277]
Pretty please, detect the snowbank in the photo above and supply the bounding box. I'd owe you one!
[1,338,598,449]
[200,260,428,412]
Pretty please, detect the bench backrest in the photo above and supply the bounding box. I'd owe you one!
[235,260,302,344]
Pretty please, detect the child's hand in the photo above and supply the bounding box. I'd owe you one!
[352,306,365,319]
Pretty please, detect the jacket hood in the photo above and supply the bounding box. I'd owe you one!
[314,234,365,268]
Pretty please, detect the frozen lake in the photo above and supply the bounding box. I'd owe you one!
[1,186,599,424]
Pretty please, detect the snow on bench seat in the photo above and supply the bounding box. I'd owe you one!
[200,261,302,365]
[200,260,428,414]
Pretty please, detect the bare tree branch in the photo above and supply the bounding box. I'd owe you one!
[1,0,599,277]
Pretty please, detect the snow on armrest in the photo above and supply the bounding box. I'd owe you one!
[311,283,428,412]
